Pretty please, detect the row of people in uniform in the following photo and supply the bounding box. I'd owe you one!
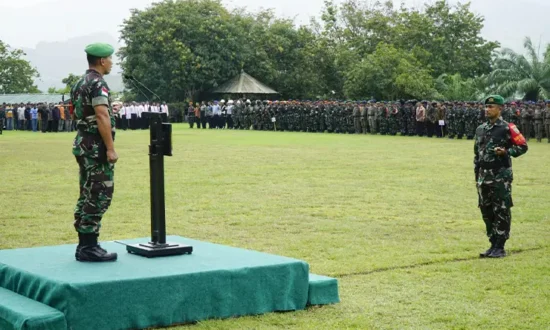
[0,103,75,133]
[113,102,169,130]
[182,99,550,143]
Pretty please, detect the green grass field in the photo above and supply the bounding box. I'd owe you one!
[1,126,549,329]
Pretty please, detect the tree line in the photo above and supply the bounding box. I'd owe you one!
[3,0,550,102]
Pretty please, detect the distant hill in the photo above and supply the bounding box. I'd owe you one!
[21,33,124,92]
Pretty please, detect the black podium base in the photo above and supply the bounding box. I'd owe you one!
[126,242,193,258]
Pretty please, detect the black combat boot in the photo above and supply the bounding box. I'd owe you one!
[479,236,496,258]
[488,237,507,258]
[76,233,118,262]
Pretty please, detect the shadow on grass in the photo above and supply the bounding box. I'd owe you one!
[333,245,548,278]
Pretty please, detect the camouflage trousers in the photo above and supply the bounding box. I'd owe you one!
[353,117,361,134]
[360,117,367,134]
[477,170,513,241]
[74,156,115,234]
[368,116,376,133]
[534,120,543,141]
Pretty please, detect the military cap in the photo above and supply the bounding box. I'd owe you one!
[85,43,115,57]
[484,95,504,105]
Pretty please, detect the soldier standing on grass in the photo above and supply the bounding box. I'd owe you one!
[544,102,550,143]
[533,103,544,142]
[474,95,528,259]
[0,104,5,134]
[187,101,196,128]
[70,43,119,262]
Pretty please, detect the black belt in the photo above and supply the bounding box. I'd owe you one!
[479,161,508,170]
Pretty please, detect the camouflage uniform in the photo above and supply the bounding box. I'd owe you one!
[359,104,367,134]
[534,105,544,142]
[377,105,388,135]
[388,103,400,136]
[71,69,116,235]
[445,106,455,138]
[367,105,376,134]
[521,106,533,140]
[464,105,477,139]
[0,106,4,134]
[474,96,528,258]
[353,105,362,134]
[544,105,550,143]
[455,105,465,139]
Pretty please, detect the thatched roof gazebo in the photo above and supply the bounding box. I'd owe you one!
[211,70,278,98]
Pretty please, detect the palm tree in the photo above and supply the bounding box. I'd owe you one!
[435,73,486,101]
[489,37,550,101]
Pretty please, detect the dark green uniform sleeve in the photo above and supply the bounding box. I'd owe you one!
[473,126,481,181]
[90,79,110,108]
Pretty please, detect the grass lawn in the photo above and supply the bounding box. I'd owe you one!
[1,125,549,329]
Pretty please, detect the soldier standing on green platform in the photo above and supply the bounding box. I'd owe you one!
[71,43,118,262]
[474,95,528,259]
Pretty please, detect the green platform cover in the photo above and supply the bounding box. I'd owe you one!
[307,274,340,306]
[0,287,67,330]
[0,236,310,330]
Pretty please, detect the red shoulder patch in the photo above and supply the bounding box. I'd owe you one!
[508,123,526,145]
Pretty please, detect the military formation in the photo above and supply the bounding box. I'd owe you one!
[187,99,550,142]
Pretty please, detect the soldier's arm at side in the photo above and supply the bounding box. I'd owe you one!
[95,105,115,152]
[473,128,481,181]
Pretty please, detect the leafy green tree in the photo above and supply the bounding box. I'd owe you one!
[48,86,70,94]
[435,73,485,101]
[237,11,332,99]
[316,0,498,81]
[344,43,437,100]
[117,0,500,102]
[489,37,550,101]
[62,73,81,90]
[119,0,248,102]
[0,40,41,94]
[421,1,499,78]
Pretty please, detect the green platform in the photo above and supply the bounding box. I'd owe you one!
[0,236,338,330]
[0,287,67,330]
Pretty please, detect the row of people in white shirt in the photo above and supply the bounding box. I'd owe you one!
[115,103,169,118]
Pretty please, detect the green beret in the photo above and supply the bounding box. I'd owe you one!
[484,95,504,106]
[85,43,114,58]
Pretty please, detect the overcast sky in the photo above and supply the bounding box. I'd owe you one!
[1,0,550,54]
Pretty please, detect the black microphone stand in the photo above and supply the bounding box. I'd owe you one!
[123,77,193,258]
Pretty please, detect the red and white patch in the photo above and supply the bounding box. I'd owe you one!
[508,123,526,145]
[101,87,109,97]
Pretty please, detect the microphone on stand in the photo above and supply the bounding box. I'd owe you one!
[124,74,161,102]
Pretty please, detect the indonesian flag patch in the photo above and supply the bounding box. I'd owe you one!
[101,87,109,97]
[508,123,526,145]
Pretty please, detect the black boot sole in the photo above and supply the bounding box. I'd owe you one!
[487,249,507,258]
[76,254,118,262]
